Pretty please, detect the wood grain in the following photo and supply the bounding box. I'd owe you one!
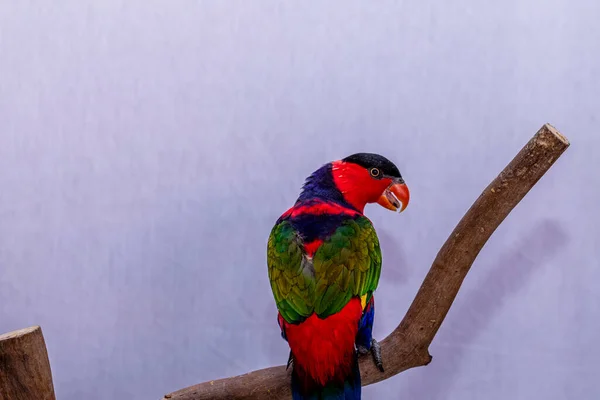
[162,124,570,400]
[0,326,56,400]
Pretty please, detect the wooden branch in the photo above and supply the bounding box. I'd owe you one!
[0,326,56,400]
[163,124,570,400]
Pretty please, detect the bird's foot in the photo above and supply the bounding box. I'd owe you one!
[357,344,369,355]
[358,338,384,372]
[286,351,294,370]
[370,338,384,372]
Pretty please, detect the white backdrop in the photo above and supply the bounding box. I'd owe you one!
[1,1,598,399]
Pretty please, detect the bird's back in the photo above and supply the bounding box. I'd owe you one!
[267,200,382,399]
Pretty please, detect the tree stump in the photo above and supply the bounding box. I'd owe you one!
[0,326,56,400]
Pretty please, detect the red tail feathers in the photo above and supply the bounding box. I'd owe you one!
[281,298,363,394]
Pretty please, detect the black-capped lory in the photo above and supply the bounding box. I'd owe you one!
[267,153,409,400]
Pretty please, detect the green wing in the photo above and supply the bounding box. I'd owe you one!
[267,216,382,323]
[312,216,382,318]
[267,220,315,323]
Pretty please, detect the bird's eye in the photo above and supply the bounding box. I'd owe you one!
[370,168,380,177]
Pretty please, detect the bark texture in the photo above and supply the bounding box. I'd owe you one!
[160,124,570,400]
[0,326,56,400]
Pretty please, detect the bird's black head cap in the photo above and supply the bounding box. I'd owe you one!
[342,153,403,181]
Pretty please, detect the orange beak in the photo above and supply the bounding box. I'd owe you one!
[377,181,410,212]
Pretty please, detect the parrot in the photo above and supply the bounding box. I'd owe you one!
[267,153,409,400]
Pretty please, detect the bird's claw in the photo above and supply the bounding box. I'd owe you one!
[370,338,384,372]
[286,351,294,370]
[357,338,384,371]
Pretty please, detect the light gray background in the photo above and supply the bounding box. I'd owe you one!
[1,1,598,399]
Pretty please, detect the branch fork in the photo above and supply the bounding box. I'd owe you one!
[162,124,569,400]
